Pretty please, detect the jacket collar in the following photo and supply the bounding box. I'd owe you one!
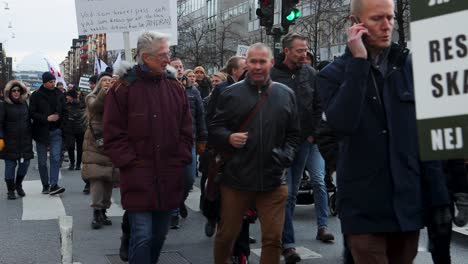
[343,42,409,69]
[244,74,272,93]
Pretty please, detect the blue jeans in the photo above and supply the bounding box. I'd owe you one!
[282,142,327,249]
[127,210,171,264]
[36,129,62,187]
[4,159,31,180]
[172,146,196,216]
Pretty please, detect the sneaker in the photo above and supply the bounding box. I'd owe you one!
[170,215,180,229]
[41,185,50,194]
[316,227,335,242]
[179,203,188,218]
[283,248,301,264]
[49,185,65,195]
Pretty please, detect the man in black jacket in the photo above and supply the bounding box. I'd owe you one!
[270,32,333,263]
[29,72,66,195]
[210,43,300,264]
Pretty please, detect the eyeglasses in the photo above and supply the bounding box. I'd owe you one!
[11,89,21,93]
[147,52,171,60]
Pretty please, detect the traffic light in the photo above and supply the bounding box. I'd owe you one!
[281,0,301,33]
[256,0,275,34]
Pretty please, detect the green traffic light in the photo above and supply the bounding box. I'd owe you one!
[286,8,301,21]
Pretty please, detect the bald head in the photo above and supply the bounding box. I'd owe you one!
[350,0,364,16]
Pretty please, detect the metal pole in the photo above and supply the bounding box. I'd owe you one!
[123,31,132,62]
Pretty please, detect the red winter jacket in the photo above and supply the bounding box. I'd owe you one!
[103,65,193,211]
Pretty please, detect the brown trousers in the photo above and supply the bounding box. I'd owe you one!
[90,179,113,209]
[346,231,420,264]
[214,184,288,264]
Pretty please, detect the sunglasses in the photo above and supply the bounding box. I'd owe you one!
[11,89,21,93]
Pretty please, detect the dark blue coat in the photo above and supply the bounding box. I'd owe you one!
[317,44,450,234]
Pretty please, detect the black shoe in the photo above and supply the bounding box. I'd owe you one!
[249,236,256,244]
[75,165,81,170]
[316,227,335,242]
[42,185,50,194]
[204,220,216,237]
[15,175,26,197]
[91,209,104,229]
[82,182,90,194]
[6,179,17,200]
[179,203,188,218]
[119,232,130,261]
[49,185,65,195]
[101,209,112,225]
[283,248,302,263]
[170,215,179,229]
[68,164,74,170]
[7,190,16,200]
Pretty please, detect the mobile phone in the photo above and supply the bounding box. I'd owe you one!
[350,16,367,42]
[350,16,361,25]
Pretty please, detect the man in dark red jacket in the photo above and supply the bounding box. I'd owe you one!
[103,32,193,264]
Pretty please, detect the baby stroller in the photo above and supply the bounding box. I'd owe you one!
[296,169,338,216]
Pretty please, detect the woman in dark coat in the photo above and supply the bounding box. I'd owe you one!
[0,80,34,200]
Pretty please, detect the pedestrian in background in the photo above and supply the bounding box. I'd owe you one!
[194,66,212,99]
[210,72,227,90]
[103,31,193,264]
[63,89,86,171]
[29,72,66,195]
[170,69,207,229]
[0,80,33,200]
[210,43,300,264]
[270,31,333,264]
[317,0,450,263]
[82,72,119,229]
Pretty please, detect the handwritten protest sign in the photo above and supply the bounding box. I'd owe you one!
[75,0,177,36]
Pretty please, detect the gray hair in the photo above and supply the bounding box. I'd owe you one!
[246,43,273,60]
[136,31,170,65]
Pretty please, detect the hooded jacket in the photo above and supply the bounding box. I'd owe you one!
[81,87,119,183]
[0,80,34,161]
[103,63,193,211]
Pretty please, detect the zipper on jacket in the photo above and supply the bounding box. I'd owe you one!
[258,89,264,191]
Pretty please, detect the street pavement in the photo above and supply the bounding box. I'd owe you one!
[1,156,468,264]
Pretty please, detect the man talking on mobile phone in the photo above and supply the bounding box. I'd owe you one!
[317,0,451,263]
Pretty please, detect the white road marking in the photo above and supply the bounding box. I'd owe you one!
[185,186,201,212]
[21,180,66,220]
[251,246,322,259]
[418,246,428,252]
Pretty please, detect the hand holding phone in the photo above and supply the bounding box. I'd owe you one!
[348,15,368,59]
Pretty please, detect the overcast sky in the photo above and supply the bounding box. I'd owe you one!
[0,0,78,71]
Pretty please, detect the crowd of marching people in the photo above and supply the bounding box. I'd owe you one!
[1,0,468,264]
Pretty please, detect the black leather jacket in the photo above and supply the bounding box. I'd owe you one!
[270,63,322,141]
[209,76,301,192]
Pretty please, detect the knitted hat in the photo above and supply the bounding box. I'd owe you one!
[88,75,98,84]
[97,72,112,81]
[42,72,56,83]
[66,90,78,99]
[194,66,206,74]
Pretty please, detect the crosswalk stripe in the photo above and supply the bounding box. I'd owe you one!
[251,246,322,259]
[21,180,66,221]
[185,186,201,212]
